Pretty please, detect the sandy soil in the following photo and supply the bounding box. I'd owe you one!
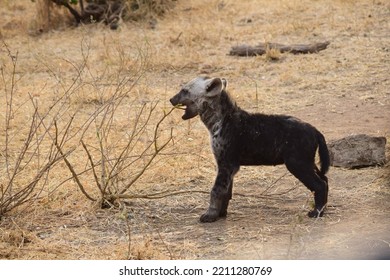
[0,0,389,259]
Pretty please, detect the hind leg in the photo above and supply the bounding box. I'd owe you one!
[285,159,328,218]
[314,165,329,214]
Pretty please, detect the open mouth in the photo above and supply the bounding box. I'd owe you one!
[173,103,198,120]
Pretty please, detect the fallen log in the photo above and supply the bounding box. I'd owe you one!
[229,41,330,56]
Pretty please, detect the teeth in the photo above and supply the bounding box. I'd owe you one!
[175,104,186,110]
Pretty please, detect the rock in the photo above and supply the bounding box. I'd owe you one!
[328,134,387,168]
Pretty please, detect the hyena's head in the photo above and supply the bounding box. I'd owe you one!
[170,76,227,120]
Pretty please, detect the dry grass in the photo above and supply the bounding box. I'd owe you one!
[0,0,389,259]
[265,46,282,61]
[124,0,176,20]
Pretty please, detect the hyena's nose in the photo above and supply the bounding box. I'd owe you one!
[170,95,179,106]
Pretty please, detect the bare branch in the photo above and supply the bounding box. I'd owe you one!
[81,140,103,194]
[118,106,175,195]
[54,120,97,202]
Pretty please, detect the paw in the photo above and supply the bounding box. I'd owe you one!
[200,209,219,223]
[308,208,324,218]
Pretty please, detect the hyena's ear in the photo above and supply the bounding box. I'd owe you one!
[221,78,227,91]
[205,77,224,97]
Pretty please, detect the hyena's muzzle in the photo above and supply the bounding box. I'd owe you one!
[170,90,199,120]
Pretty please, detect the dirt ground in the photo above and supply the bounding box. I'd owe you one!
[0,0,389,260]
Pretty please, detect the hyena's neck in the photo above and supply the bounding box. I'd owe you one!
[199,90,237,133]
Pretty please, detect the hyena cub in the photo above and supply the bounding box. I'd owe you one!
[170,76,330,223]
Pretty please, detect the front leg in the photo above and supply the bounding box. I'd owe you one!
[200,165,238,223]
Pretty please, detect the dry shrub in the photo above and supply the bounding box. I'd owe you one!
[0,41,73,219]
[129,238,167,259]
[265,46,282,61]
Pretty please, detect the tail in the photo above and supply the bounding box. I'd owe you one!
[317,131,330,175]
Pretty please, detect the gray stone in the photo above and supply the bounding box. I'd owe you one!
[328,134,387,168]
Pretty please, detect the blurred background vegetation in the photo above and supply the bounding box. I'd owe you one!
[32,0,176,31]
